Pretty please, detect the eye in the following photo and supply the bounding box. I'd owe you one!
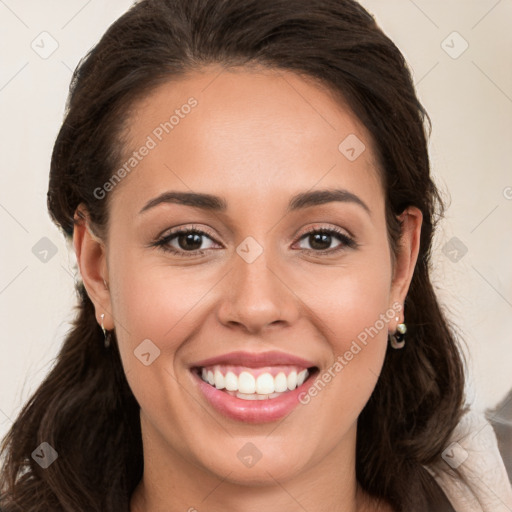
[294,226,357,255]
[150,224,357,258]
[151,226,220,257]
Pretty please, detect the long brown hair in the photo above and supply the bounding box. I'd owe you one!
[0,1,466,510]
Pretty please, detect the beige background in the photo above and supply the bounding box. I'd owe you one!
[1,0,511,441]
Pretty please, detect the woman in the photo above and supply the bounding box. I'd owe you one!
[1,0,510,511]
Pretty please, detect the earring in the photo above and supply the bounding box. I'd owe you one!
[100,313,111,349]
[389,322,407,349]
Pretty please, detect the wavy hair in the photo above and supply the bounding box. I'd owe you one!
[0,1,466,510]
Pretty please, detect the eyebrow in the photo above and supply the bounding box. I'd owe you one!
[139,188,371,216]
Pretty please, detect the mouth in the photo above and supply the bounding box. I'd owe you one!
[191,364,319,401]
[187,350,321,422]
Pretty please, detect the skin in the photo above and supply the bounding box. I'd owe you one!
[74,65,422,512]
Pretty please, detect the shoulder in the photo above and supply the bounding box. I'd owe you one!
[424,408,512,511]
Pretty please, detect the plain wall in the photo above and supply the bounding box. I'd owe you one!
[1,0,511,441]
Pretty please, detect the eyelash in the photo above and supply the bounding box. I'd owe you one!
[151,224,357,258]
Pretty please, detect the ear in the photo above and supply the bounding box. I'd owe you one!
[388,206,423,325]
[73,205,114,330]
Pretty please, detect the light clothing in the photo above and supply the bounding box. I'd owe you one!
[425,409,512,512]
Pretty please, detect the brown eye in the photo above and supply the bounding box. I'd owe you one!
[153,227,220,257]
[295,228,357,254]
[174,231,205,251]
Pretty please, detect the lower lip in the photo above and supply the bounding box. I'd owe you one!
[190,368,318,423]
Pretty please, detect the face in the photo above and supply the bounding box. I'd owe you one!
[77,65,420,486]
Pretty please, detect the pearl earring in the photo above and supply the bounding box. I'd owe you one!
[389,321,407,349]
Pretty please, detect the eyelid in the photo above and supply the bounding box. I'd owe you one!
[295,222,353,240]
[155,223,219,241]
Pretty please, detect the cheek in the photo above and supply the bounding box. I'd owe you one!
[297,250,393,419]
[112,261,215,347]
[323,269,392,344]
[295,243,393,349]
[109,260,216,416]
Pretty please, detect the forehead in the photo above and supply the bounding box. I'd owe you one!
[109,65,384,219]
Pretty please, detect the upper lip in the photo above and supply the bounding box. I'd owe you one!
[191,350,317,369]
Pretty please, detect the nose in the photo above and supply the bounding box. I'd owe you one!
[216,245,299,334]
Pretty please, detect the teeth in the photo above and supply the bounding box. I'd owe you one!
[287,371,297,391]
[199,366,310,396]
[214,369,225,389]
[225,371,238,391]
[274,372,288,392]
[256,373,275,394]
[297,369,307,386]
[226,391,283,400]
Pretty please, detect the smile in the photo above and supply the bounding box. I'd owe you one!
[190,364,319,423]
[197,364,312,399]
